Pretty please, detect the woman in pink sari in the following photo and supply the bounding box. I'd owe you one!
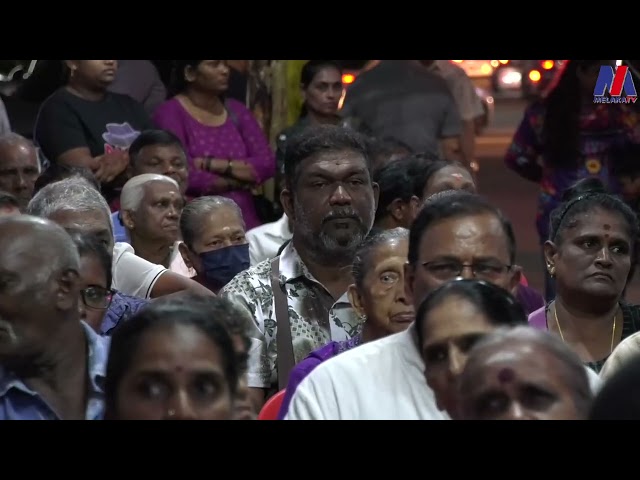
[153,60,275,230]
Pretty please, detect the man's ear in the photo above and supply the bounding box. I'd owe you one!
[121,210,135,231]
[372,181,380,211]
[280,187,295,223]
[56,269,81,311]
[408,195,420,224]
[389,198,406,223]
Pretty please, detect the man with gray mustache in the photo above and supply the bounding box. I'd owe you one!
[0,215,110,419]
[221,125,379,410]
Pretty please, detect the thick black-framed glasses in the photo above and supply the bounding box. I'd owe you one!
[422,260,512,281]
[81,286,115,310]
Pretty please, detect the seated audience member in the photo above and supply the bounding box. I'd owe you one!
[153,60,276,230]
[108,60,167,116]
[284,192,522,420]
[104,296,240,420]
[34,60,154,208]
[68,230,148,336]
[0,216,110,420]
[419,159,476,200]
[278,228,412,419]
[179,196,250,294]
[372,160,420,231]
[423,184,544,316]
[157,292,257,420]
[590,353,640,419]
[529,178,640,373]
[119,174,193,277]
[220,125,376,409]
[0,190,20,217]
[26,177,213,302]
[246,213,293,266]
[0,132,40,211]
[34,162,99,195]
[457,326,593,420]
[111,129,190,243]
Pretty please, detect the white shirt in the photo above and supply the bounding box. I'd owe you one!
[285,324,604,420]
[246,214,292,266]
[285,326,448,420]
[112,242,167,299]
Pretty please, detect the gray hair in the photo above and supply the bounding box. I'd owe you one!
[180,196,245,249]
[26,176,114,233]
[352,227,409,288]
[460,326,593,418]
[120,173,179,212]
[0,132,41,173]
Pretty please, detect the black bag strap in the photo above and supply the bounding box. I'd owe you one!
[270,256,295,391]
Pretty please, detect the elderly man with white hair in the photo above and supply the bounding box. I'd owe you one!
[26,176,214,333]
[119,173,194,277]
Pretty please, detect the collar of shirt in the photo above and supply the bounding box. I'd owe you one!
[0,321,110,420]
[259,214,292,243]
[277,241,351,306]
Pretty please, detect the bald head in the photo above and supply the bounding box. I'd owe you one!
[0,133,40,210]
[0,215,80,281]
[0,215,82,361]
[458,326,592,420]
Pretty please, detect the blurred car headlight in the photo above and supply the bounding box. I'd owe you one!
[496,67,522,90]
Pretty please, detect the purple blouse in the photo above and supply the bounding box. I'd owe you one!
[277,334,362,420]
[152,97,276,230]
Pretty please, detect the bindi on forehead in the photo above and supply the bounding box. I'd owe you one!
[497,368,515,383]
[603,224,611,231]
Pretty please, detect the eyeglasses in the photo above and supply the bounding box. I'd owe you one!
[81,286,115,310]
[422,261,512,281]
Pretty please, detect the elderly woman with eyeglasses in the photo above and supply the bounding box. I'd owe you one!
[68,230,148,335]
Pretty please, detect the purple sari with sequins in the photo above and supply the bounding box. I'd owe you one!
[277,334,363,419]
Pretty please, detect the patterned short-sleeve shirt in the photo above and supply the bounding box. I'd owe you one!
[220,242,363,389]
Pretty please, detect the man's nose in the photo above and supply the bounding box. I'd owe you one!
[328,185,352,205]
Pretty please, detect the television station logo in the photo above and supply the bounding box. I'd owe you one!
[593,65,637,104]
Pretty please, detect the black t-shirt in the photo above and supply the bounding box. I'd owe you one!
[35,87,154,164]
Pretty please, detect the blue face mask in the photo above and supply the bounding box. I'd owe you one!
[199,244,250,288]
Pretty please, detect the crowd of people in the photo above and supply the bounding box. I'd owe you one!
[0,59,639,420]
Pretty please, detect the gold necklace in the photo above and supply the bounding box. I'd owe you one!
[553,302,617,354]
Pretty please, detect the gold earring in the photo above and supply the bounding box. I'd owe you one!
[548,265,556,277]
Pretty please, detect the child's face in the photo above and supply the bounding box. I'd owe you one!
[619,175,640,202]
